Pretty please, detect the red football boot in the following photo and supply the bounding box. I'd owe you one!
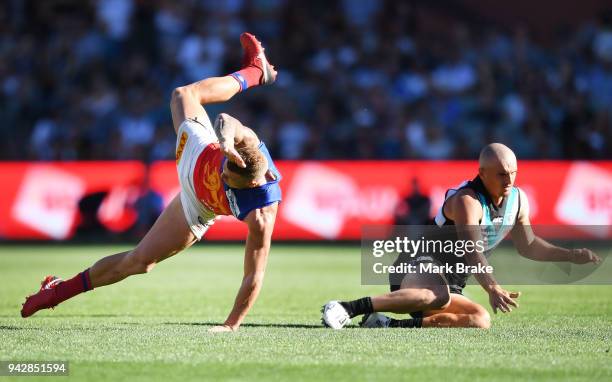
[239,32,277,85]
[20,276,63,318]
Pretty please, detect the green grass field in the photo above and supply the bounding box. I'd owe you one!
[1,244,611,381]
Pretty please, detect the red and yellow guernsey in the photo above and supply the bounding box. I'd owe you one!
[192,142,282,220]
[193,143,232,215]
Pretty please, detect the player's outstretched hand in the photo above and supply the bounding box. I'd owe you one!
[488,286,520,314]
[208,325,236,333]
[569,248,602,265]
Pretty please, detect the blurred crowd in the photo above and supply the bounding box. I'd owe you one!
[1,0,611,161]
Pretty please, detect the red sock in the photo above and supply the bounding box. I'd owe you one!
[229,66,263,92]
[54,269,93,304]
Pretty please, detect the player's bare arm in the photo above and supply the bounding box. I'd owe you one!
[445,189,520,314]
[511,190,601,264]
[209,203,278,333]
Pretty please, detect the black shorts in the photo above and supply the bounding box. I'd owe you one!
[388,255,467,318]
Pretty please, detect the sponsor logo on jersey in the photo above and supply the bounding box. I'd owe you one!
[176,132,188,165]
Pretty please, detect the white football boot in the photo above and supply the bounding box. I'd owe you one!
[321,301,351,329]
[359,313,392,328]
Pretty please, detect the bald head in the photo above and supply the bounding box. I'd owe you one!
[479,143,517,170]
[478,143,518,201]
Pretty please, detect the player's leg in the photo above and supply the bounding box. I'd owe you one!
[348,273,450,329]
[21,194,196,318]
[370,272,450,314]
[420,293,491,328]
[322,272,450,329]
[88,194,196,287]
[364,291,491,329]
[170,33,276,133]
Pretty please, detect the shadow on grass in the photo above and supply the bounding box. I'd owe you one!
[1,322,325,330]
[0,324,136,331]
[165,322,323,329]
[0,325,27,330]
[0,314,126,318]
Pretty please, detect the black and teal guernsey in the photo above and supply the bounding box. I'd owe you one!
[435,175,521,252]
[433,175,521,293]
[390,176,522,295]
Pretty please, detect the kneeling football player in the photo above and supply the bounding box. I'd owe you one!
[322,143,601,329]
